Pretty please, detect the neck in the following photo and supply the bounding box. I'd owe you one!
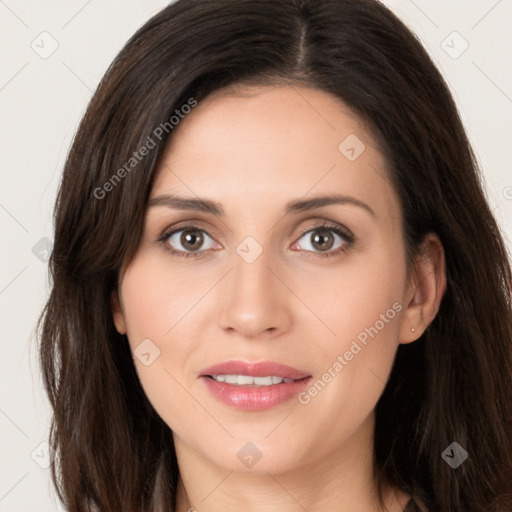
[173,413,410,512]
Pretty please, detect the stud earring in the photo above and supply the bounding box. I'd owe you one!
[411,328,415,332]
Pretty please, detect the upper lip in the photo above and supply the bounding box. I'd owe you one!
[200,360,311,380]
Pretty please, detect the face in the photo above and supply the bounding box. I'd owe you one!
[112,84,423,475]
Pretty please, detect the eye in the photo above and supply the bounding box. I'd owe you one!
[157,221,354,259]
[292,223,354,257]
[159,226,219,258]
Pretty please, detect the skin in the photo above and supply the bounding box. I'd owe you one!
[112,84,446,512]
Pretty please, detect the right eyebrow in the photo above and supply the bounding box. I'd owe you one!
[148,194,225,216]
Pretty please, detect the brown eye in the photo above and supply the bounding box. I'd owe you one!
[180,230,204,251]
[309,229,335,251]
[294,225,352,255]
[164,228,217,254]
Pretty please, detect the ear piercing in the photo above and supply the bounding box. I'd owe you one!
[411,328,415,332]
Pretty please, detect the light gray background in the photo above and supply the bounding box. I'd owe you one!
[1,1,511,510]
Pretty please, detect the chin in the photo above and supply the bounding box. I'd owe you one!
[201,437,308,475]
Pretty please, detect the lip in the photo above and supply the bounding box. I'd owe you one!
[199,360,312,411]
[200,360,311,380]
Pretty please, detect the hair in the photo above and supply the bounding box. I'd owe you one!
[37,0,512,511]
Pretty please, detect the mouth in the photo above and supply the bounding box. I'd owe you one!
[205,374,298,386]
[199,360,312,410]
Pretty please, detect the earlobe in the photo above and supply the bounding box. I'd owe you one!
[399,232,447,344]
[111,290,127,335]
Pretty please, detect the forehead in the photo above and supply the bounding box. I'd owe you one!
[150,85,399,225]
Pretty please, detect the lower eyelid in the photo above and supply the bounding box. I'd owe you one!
[159,224,353,256]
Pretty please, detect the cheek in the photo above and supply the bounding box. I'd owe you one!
[296,250,405,414]
[120,253,203,342]
[117,267,197,437]
[118,255,207,416]
[300,245,405,349]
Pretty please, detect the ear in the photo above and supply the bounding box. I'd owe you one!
[399,232,447,344]
[111,290,127,335]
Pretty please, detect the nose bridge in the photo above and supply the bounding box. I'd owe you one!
[230,241,277,305]
[236,248,270,290]
[216,238,291,336]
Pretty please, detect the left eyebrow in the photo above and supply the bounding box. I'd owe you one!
[147,193,376,219]
[284,194,376,218]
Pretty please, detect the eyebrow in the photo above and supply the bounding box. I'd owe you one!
[148,193,376,218]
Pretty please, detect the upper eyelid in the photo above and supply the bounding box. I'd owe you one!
[160,220,353,248]
[160,220,220,242]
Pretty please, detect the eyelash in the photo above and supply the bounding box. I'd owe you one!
[157,220,355,260]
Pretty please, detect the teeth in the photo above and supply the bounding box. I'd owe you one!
[237,375,253,385]
[211,374,295,386]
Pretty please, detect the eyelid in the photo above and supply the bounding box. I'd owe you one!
[159,219,223,244]
[157,218,355,256]
[295,219,354,243]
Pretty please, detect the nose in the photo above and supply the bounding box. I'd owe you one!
[216,248,292,339]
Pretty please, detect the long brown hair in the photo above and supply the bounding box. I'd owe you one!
[38,1,512,510]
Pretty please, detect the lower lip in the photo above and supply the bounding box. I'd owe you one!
[201,376,312,410]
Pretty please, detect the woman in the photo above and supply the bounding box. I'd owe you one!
[38,0,512,511]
